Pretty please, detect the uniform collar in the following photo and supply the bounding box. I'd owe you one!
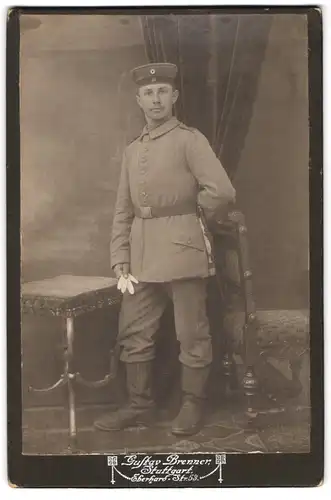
[140,116,179,140]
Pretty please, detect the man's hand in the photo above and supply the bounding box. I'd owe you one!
[114,263,139,295]
[113,263,129,279]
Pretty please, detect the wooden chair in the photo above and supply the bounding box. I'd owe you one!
[210,209,309,415]
[209,209,260,414]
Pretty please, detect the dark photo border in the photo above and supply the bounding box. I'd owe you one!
[7,5,323,487]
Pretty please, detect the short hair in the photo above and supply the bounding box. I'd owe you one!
[136,83,177,95]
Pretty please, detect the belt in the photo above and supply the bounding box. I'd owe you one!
[134,203,197,219]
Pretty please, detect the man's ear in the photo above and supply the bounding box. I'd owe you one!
[136,92,142,109]
[172,89,179,105]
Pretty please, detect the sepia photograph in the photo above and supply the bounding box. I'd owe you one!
[7,6,323,487]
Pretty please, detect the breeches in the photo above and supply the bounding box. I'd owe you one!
[117,278,212,368]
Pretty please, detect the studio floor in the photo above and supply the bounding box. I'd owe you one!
[22,308,310,456]
[23,394,310,455]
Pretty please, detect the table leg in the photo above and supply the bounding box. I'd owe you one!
[65,316,77,451]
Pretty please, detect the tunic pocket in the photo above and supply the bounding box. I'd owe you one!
[172,234,206,252]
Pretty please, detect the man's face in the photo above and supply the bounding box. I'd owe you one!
[136,83,179,121]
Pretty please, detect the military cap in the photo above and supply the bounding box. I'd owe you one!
[131,63,178,87]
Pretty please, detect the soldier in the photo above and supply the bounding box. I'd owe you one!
[94,62,235,436]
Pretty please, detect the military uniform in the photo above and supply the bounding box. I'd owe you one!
[112,115,235,367]
[111,116,235,281]
[95,63,235,435]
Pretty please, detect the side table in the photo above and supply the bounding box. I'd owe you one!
[21,275,122,452]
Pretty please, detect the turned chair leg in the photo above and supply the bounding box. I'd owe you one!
[222,352,239,395]
[241,316,260,416]
[242,365,259,416]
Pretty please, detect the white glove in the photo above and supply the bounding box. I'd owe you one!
[117,275,127,294]
[117,274,139,295]
[126,279,135,295]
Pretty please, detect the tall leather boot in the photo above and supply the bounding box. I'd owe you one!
[94,361,155,431]
[171,365,210,436]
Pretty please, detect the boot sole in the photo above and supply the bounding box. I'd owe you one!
[94,416,155,432]
[171,428,200,436]
[94,422,125,432]
[171,421,203,436]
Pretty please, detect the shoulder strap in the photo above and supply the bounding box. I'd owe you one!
[178,122,197,133]
[127,134,140,145]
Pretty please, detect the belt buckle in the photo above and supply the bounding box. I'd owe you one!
[141,206,153,219]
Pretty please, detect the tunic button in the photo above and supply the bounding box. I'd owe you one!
[188,238,192,244]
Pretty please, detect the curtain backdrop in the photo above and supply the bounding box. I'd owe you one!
[140,14,272,179]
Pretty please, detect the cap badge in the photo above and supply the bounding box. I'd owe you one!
[150,68,156,75]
